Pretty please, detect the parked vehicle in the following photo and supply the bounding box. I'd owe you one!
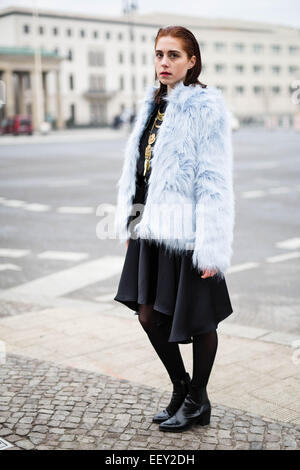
[0,115,33,136]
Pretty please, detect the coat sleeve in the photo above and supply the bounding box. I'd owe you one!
[191,91,235,280]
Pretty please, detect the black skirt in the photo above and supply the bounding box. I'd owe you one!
[114,234,234,344]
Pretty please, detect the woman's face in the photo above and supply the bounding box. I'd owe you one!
[155,36,196,92]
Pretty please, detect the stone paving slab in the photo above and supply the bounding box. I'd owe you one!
[0,353,299,450]
[0,304,299,426]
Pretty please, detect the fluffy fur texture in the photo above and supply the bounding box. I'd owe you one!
[114,80,235,280]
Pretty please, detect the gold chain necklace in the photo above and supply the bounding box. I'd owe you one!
[143,105,165,177]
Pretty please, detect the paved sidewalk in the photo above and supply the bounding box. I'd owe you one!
[0,353,299,450]
[0,301,299,450]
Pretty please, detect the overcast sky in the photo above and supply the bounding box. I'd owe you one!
[0,0,300,29]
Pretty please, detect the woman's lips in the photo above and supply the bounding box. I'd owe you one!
[161,72,171,76]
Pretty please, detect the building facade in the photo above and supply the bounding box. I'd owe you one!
[0,6,299,129]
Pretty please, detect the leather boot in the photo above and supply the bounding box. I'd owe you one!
[152,372,191,423]
[158,382,211,432]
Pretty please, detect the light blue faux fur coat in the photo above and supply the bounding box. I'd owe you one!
[114,80,235,280]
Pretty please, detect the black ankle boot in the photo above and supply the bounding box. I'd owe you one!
[158,382,211,432]
[152,372,191,423]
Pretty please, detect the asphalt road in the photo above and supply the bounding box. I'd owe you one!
[0,127,299,335]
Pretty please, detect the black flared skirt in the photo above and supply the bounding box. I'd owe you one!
[114,237,233,344]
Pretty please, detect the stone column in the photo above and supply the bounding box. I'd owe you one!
[2,68,15,118]
[18,73,26,115]
[55,69,63,129]
[30,69,44,132]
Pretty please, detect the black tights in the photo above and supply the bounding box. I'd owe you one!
[138,304,218,388]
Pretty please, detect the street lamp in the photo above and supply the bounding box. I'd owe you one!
[122,1,138,124]
[32,0,44,133]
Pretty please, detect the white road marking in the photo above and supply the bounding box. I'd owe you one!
[241,190,266,198]
[57,206,94,214]
[0,199,26,207]
[23,203,51,212]
[0,263,21,271]
[276,238,300,250]
[227,262,260,273]
[38,251,89,261]
[266,251,300,263]
[0,248,30,258]
[267,186,291,194]
[0,256,124,304]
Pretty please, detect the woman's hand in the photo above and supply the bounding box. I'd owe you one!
[201,269,217,279]
[126,239,129,249]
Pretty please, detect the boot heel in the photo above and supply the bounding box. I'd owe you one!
[196,407,211,426]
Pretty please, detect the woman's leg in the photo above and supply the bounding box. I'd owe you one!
[138,303,187,382]
[191,329,218,389]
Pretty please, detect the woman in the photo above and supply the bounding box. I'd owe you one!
[114,25,235,433]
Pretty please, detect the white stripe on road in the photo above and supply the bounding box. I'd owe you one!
[0,248,30,258]
[57,206,94,214]
[23,203,51,212]
[267,186,291,194]
[266,251,300,263]
[227,262,260,273]
[38,251,89,261]
[0,199,26,207]
[0,263,21,271]
[0,256,125,304]
[276,238,300,250]
[241,190,266,199]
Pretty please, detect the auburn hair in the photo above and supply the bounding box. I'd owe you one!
[153,25,207,104]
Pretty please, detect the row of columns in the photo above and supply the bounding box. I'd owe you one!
[1,68,63,130]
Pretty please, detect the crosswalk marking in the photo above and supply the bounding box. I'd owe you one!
[276,238,300,250]
[266,251,300,263]
[56,206,94,214]
[0,263,21,271]
[241,190,266,198]
[23,203,50,212]
[38,251,89,261]
[0,256,124,304]
[227,262,260,273]
[0,248,30,258]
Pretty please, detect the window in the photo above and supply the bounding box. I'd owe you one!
[289,65,298,74]
[253,44,264,53]
[289,45,299,55]
[118,32,123,40]
[215,64,226,73]
[235,64,244,73]
[53,27,58,36]
[66,28,72,37]
[88,51,105,66]
[119,75,124,90]
[253,86,264,95]
[23,24,30,34]
[215,42,226,52]
[106,31,111,39]
[271,65,281,74]
[80,29,85,38]
[271,44,281,54]
[67,49,73,61]
[93,31,98,39]
[234,43,245,52]
[142,53,147,65]
[69,74,74,90]
[141,34,146,42]
[271,86,280,95]
[131,52,135,65]
[39,26,44,35]
[89,75,105,90]
[235,86,245,94]
[253,65,263,73]
[119,52,124,64]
